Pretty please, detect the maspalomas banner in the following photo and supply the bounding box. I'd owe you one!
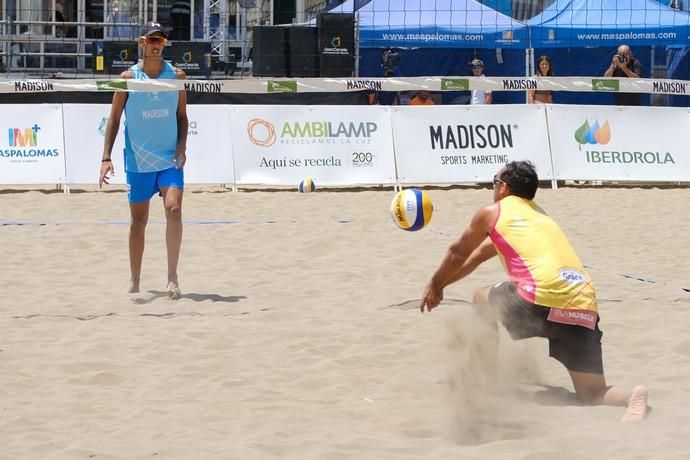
[0,104,66,184]
[62,104,234,185]
[230,105,396,186]
[392,105,553,184]
[546,105,690,181]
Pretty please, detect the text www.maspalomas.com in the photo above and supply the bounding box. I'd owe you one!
[576,32,676,41]
[381,32,484,42]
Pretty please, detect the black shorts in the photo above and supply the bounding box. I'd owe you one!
[488,282,604,374]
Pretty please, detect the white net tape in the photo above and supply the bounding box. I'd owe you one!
[2,76,689,95]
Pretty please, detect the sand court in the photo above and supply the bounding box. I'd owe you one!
[1,186,689,459]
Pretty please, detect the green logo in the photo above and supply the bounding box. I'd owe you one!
[267,80,297,93]
[96,80,128,91]
[441,78,470,91]
[591,79,619,92]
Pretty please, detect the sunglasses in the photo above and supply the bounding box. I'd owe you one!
[142,36,167,45]
[493,175,506,186]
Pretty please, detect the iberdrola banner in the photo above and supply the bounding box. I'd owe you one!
[546,105,690,181]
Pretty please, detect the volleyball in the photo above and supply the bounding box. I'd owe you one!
[390,188,433,231]
[298,178,316,193]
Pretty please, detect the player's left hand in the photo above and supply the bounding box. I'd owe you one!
[174,149,186,169]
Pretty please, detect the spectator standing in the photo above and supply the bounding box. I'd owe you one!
[603,44,643,106]
[470,58,492,105]
[528,55,554,104]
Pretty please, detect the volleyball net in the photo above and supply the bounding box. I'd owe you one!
[2,1,690,106]
[1,75,689,98]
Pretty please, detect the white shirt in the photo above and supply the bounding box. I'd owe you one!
[470,74,491,105]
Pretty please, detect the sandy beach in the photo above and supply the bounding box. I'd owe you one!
[1,185,689,459]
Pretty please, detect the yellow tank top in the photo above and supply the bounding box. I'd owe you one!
[489,195,598,312]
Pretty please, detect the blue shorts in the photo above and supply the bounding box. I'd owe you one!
[126,167,184,203]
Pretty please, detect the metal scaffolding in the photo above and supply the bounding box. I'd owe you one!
[202,0,228,61]
[0,0,331,74]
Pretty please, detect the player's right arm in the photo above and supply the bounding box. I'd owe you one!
[99,70,131,187]
[444,237,497,286]
[419,204,497,313]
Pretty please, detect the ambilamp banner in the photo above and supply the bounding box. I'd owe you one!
[230,105,396,186]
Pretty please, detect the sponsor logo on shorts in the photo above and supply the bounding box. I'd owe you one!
[560,269,586,284]
[547,308,597,330]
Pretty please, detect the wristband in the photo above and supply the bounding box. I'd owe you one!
[102,159,112,162]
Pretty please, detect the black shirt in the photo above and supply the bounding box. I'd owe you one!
[611,56,643,106]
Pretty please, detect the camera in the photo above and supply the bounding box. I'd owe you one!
[616,54,627,63]
[381,48,401,72]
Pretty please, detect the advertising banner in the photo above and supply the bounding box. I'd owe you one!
[63,104,127,185]
[0,104,66,184]
[167,41,211,76]
[546,105,690,181]
[230,105,396,186]
[63,104,234,185]
[392,105,553,184]
[96,41,139,75]
[317,13,355,77]
[181,105,235,184]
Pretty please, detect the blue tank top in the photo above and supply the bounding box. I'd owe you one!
[123,61,179,173]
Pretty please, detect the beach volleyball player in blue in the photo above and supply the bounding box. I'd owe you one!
[98,22,189,299]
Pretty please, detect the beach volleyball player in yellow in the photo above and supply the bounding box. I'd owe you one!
[419,161,649,422]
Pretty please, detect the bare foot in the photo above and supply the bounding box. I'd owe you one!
[621,385,649,422]
[128,279,140,294]
[166,281,181,300]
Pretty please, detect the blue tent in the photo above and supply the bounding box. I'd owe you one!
[329,0,528,49]
[528,0,690,48]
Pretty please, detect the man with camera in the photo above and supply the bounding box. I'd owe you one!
[603,44,643,106]
[381,48,401,76]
